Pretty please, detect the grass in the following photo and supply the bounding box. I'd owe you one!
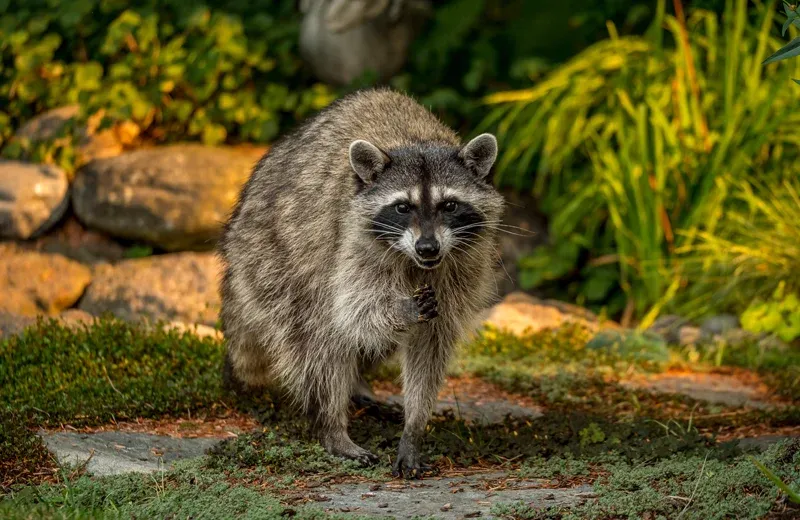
[482,0,800,319]
[677,181,800,321]
[1,317,798,518]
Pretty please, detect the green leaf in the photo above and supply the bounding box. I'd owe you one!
[749,456,800,504]
[763,36,800,65]
[202,124,227,145]
[124,245,153,259]
[583,267,617,302]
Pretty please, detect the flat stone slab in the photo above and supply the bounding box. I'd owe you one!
[621,372,775,409]
[735,435,798,452]
[40,431,221,476]
[315,473,593,519]
[385,396,542,424]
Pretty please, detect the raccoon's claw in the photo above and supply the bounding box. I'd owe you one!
[351,450,380,466]
[392,440,434,479]
[412,283,438,322]
[323,436,379,467]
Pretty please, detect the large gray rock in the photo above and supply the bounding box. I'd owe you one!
[78,252,221,326]
[20,216,125,265]
[0,244,92,316]
[0,160,69,239]
[72,145,261,250]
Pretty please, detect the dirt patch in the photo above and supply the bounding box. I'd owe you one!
[46,411,258,439]
[714,424,800,442]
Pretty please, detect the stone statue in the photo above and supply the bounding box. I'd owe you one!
[299,0,431,86]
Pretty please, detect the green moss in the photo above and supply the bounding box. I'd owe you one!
[493,440,800,520]
[3,460,382,520]
[207,397,729,484]
[0,318,228,427]
[0,410,57,493]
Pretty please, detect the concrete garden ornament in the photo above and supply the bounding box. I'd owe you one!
[299,0,431,85]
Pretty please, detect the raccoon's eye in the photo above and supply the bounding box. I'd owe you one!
[396,203,411,214]
[443,201,458,213]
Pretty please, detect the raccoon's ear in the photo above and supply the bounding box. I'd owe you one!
[459,133,497,178]
[349,140,390,184]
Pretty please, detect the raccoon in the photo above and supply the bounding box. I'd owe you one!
[218,88,504,478]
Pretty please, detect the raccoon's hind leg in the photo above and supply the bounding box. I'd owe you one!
[222,338,282,421]
[307,355,379,465]
[351,356,381,407]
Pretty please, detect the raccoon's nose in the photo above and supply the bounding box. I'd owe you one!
[415,238,440,259]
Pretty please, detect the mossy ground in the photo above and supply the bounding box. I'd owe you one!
[1,318,798,518]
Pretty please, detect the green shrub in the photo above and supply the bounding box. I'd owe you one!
[483,0,800,320]
[0,0,333,152]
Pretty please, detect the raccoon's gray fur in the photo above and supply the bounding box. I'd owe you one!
[218,88,504,478]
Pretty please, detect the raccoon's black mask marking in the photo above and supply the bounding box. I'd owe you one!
[370,199,485,241]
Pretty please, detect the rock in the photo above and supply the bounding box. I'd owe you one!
[58,309,96,329]
[72,145,260,250]
[678,326,706,346]
[315,473,592,519]
[0,160,69,239]
[735,435,799,452]
[15,105,80,142]
[481,292,609,336]
[757,334,790,351]
[14,105,135,164]
[0,245,92,316]
[0,312,36,338]
[0,309,95,339]
[78,252,221,326]
[493,189,547,297]
[165,321,223,341]
[701,314,740,336]
[586,329,670,365]
[647,314,688,344]
[39,431,221,476]
[18,216,125,264]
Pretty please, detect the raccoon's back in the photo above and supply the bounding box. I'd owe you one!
[223,89,458,258]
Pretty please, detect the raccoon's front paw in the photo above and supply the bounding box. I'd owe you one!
[392,438,433,479]
[412,283,438,323]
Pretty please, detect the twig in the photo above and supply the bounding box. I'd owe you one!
[103,366,124,397]
[677,451,709,519]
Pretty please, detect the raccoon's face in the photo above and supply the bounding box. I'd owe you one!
[350,134,503,270]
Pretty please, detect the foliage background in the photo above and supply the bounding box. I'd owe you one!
[2,0,798,335]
